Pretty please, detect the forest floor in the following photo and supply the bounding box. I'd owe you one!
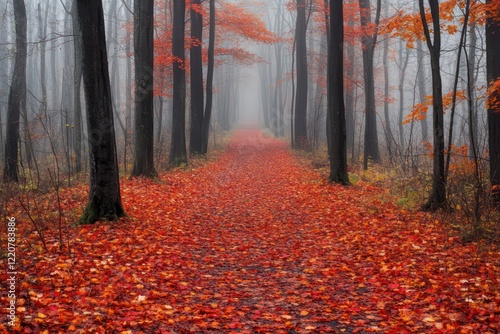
[2,129,500,333]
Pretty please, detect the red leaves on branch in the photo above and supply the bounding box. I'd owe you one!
[152,0,277,96]
[2,129,499,332]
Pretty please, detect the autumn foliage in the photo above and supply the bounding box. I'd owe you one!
[1,130,499,332]
[152,0,277,97]
[404,90,467,124]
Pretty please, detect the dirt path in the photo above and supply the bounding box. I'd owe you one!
[8,129,500,333]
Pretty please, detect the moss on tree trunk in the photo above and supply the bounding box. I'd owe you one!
[79,195,125,225]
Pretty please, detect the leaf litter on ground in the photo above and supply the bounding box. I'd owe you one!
[1,129,499,333]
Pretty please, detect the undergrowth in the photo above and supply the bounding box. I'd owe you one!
[300,144,500,246]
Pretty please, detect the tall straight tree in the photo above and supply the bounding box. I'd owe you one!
[416,39,429,143]
[170,0,188,166]
[419,0,447,210]
[328,0,349,185]
[72,0,84,174]
[76,0,126,224]
[189,0,204,155]
[201,0,215,154]
[274,0,285,137]
[345,18,356,152]
[359,0,381,169]
[486,0,500,207]
[294,0,308,149]
[3,0,27,183]
[382,21,393,161]
[132,0,157,177]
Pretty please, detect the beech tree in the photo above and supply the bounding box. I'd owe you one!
[77,0,125,224]
[328,0,349,185]
[170,0,188,166]
[132,0,157,177]
[3,0,27,183]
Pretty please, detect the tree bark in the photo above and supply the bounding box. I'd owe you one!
[416,39,429,143]
[124,0,133,172]
[132,0,157,177]
[445,1,470,181]
[294,0,308,149]
[258,54,271,129]
[201,0,215,154]
[328,0,349,185]
[77,0,125,224]
[189,0,204,155]
[382,8,393,162]
[72,0,84,174]
[274,0,285,137]
[345,18,356,152]
[4,0,27,183]
[38,4,48,115]
[486,0,500,207]
[170,0,188,166]
[419,0,447,210]
[50,3,59,111]
[468,22,477,159]
[359,0,381,169]
[398,39,410,148]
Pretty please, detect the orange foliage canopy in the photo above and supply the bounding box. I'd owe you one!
[383,0,470,48]
[153,0,277,97]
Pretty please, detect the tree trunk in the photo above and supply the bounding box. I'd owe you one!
[156,96,163,145]
[307,22,315,145]
[419,0,447,210]
[72,0,84,174]
[486,0,500,207]
[445,2,470,181]
[189,0,204,155]
[4,0,27,183]
[328,0,349,185]
[169,0,188,166]
[313,34,327,149]
[124,0,132,172]
[0,12,11,160]
[359,0,381,169]
[275,0,285,137]
[132,0,157,177]
[294,0,308,149]
[38,4,48,115]
[258,56,271,129]
[382,10,393,162]
[324,0,331,156]
[77,0,125,224]
[468,22,477,159]
[50,3,59,111]
[201,0,215,154]
[416,39,429,143]
[345,18,356,152]
[398,39,410,148]
[62,8,74,180]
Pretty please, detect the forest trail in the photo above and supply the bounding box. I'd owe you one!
[7,129,500,333]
